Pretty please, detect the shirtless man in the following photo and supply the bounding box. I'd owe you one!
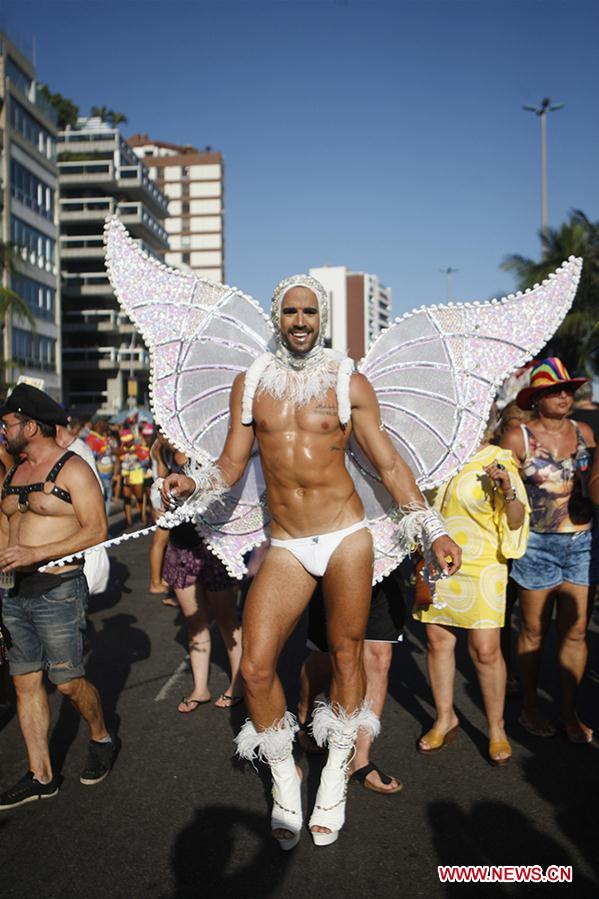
[0,385,113,810]
[163,274,460,849]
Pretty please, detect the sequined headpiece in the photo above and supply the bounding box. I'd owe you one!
[271,274,329,346]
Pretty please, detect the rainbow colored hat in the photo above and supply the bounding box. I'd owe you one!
[516,357,589,410]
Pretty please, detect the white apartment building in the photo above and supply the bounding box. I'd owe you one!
[0,33,61,398]
[309,266,392,361]
[58,118,169,414]
[129,135,224,282]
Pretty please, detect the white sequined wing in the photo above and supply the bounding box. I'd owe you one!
[347,256,583,583]
[104,216,273,577]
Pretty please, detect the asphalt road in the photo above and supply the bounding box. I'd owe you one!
[1,530,598,898]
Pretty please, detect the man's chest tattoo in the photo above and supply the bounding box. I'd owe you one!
[314,405,338,418]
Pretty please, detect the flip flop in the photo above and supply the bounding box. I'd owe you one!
[177,696,211,714]
[488,738,512,766]
[350,762,403,794]
[518,713,556,737]
[213,694,243,709]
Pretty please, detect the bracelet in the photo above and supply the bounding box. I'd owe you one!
[503,490,518,503]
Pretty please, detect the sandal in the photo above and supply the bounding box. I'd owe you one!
[488,738,512,766]
[418,724,459,754]
[213,694,243,709]
[350,761,403,794]
[177,696,210,714]
[518,712,556,738]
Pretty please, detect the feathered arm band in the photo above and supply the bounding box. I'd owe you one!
[178,458,228,511]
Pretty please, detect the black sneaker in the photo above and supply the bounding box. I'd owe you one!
[0,772,59,810]
[80,733,117,785]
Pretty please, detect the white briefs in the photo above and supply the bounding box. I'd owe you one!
[270,519,369,577]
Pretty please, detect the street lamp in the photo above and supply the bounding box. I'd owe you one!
[439,267,459,303]
[522,98,564,253]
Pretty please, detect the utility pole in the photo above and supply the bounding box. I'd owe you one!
[439,267,459,303]
[522,98,564,254]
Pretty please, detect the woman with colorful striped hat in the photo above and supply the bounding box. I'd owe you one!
[501,358,596,743]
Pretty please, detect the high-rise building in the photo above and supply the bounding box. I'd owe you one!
[58,117,169,415]
[308,266,392,360]
[128,135,224,282]
[0,32,61,398]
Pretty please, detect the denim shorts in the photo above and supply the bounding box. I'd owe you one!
[511,529,599,590]
[1,572,88,684]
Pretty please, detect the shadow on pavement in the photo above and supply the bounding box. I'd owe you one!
[167,805,293,898]
[429,799,598,896]
[49,606,151,773]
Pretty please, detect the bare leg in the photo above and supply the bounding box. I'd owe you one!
[310,527,373,837]
[13,672,53,782]
[56,676,109,742]
[176,582,212,710]
[468,628,509,761]
[240,547,316,729]
[149,527,170,592]
[347,640,399,791]
[240,547,316,840]
[122,484,132,526]
[555,581,593,741]
[322,527,374,712]
[208,587,244,705]
[419,623,459,750]
[517,586,555,734]
[297,650,331,725]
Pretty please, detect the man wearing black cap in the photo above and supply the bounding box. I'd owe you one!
[0,385,113,809]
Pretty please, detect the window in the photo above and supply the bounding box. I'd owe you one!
[6,57,32,97]
[11,273,55,321]
[182,252,190,264]
[181,235,191,248]
[9,98,56,160]
[181,180,190,197]
[10,159,55,220]
[182,201,190,214]
[181,165,189,178]
[12,328,56,371]
[181,218,190,232]
[10,215,56,272]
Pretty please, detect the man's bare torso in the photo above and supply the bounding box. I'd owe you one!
[253,386,364,539]
[0,452,81,573]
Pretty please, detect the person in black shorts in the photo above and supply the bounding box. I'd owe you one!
[297,568,405,793]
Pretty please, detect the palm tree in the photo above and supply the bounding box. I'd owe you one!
[502,211,599,375]
[108,111,128,128]
[90,105,111,124]
[0,240,36,388]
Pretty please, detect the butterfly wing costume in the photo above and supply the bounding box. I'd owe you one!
[45,216,581,579]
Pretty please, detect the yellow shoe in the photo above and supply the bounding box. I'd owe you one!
[418,724,459,754]
[488,738,512,766]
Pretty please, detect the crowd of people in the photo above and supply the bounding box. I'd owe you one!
[0,348,597,848]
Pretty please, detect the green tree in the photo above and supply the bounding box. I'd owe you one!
[38,83,79,129]
[0,240,36,390]
[90,105,111,123]
[502,210,599,375]
[108,111,128,128]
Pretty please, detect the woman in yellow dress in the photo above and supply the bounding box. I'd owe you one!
[413,429,529,765]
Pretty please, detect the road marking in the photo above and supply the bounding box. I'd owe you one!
[154,657,190,702]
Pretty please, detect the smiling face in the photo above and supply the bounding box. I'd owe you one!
[279,286,321,356]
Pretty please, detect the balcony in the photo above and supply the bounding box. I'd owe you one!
[63,308,135,334]
[59,198,168,248]
[62,271,113,296]
[62,345,149,371]
[117,165,168,216]
[58,159,116,189]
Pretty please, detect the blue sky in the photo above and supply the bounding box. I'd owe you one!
[3,0,598,316]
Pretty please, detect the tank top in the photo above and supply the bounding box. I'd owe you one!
[520,423,593,533]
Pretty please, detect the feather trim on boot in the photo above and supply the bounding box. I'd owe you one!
[310,700,381,750]
[234,711,299,764]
